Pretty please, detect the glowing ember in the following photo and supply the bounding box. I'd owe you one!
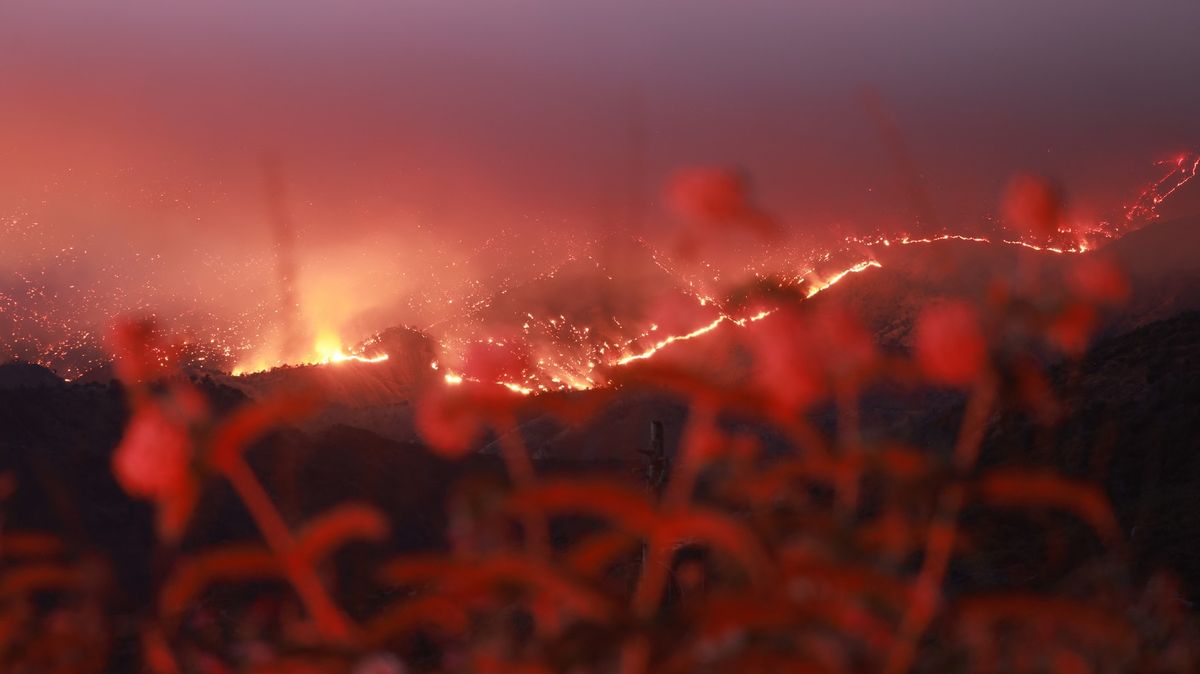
[1124,152,1200,224]
[804,260,883,298]
[231,330,389,376]
[848,234,1089,255]
[614,316,730,365]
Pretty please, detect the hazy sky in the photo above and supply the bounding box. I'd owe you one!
[4,0,1197,238]
[2,0,1198,366]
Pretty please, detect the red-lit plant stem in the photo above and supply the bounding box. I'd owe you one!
[885,374,997,674]
[220,452,356,643]
[835,380,864,514]
[499,415,549,557]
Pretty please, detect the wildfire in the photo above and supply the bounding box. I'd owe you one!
[312,332,391,366]
[614,315,733,366]
[417,222,1115,394]
[1124,152,1200,224]
[171,153,1200,391]
[224,216,1123,389]
[231,330,388,376]
[848,234,1090,255]
[804,260,883,298]
[235,229,1087,392]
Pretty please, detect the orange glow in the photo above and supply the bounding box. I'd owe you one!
[231,330,388,376]
[1124,152,1200,224]
[223,152,1196,391]
[848,233,1089,255]
[614,316,729,366]
[804,260,883,298]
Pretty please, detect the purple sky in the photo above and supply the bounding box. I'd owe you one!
[4,0,1197,237]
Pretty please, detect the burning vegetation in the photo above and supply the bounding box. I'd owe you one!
[6,151,1194,393]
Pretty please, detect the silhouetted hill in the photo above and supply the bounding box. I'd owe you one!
[977,311,1200,598]
[1105,214,1200,331]
[0,361,65,389]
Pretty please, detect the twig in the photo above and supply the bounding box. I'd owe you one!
[884,375,996,674]
[498,417,549,556]
[221,455,356,643]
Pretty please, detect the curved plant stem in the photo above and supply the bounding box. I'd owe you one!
[499,417,549,556]
[884,376,996,674]
[222,455,356,643]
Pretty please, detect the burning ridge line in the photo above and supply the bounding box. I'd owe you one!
[231,152,1199,388]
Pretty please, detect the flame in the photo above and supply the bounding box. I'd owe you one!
[228,153,1197,390]
[848,233,1089,255]
[1125,152,1200,224]
[444,224,1104,393]
[312,330,390,366]
[437,369,530,395]
[804,260,883,298]
[614,315,729,365]
[231,231,1080,387]
[231,330,388,375]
